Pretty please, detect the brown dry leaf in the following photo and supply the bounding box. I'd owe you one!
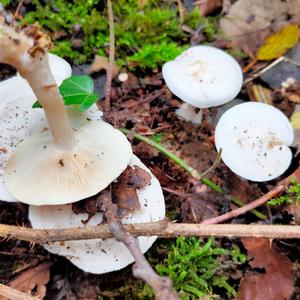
[113,166,152,216]
[287,0,300,24]
[237,238,294,300]
[220,0,288,55]
[87,55,119,78]
[197,0,222,16]
[4,262,52,300]
[117,165,152,189]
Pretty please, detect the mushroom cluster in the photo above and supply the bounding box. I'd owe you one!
[163,46,294,182]
[0,23,165,273]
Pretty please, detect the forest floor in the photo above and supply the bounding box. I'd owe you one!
[1,0,300,299]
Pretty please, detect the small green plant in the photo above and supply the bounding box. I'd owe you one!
[22,0,219,70]
[33,75,99,111]
[153,237,246,299]
[268,179,300,206]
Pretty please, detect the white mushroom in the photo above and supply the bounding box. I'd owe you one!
[0,54,103,202]
[29,155,165,274]
[1,24,132,205]
[215,102,294,182]
[162,45,243,124]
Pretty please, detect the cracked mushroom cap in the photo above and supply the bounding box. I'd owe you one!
[215,102,294,181]
[162,46,243,108]
[29,155,165,274]
[0,53,78,202]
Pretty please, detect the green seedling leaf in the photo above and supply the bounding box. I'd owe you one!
[33,75,99,112]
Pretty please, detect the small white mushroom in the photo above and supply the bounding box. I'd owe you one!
[215,102,294,182]
[29,155,165,274]
[1,24,132,205]
[162,46,243,124]
[0,54,103,202]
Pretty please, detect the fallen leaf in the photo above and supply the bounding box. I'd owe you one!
[290,104,300,153]
[4,262,52,300]
[220,0,288,54]
[256,24,300,60]
[197,0,222,16]
[237,238,294,300]
[87,55,119,78]
[113,166,152,216]
[287,0,300,25]
[117,165,152,189]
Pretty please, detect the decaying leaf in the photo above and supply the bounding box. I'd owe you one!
[87,55,119,78]
[220,0,288,54]
[113,166,152,216]
[197,0,222,16]
[256,24,300,60]
[287,0,300,25]
[3,262,53,300]
[237,238,294,300]
[290,104,300,153]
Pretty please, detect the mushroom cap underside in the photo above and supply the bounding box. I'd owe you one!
[29,155,165,274]
[0,53,74,202]
[4,120,132,205]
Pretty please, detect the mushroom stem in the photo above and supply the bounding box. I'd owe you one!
[0,23,74,149]
[175,102,203,124]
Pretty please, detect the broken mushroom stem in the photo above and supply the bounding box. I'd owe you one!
[0,23,74,149]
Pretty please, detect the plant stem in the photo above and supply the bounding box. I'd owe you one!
[202,169,300,224]
[1,222,300,242]
[120,128,266,220]
[105,0,115,112]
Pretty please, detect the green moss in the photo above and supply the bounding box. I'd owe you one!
[130,238,246,299]
[1,0,11,6]
[22,0,219,69]
[268,179,300,206]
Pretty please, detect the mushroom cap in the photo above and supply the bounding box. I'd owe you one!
[0,54,103,202]
[4,119,132,205]
[162,46,243,108]
[215,102,294,181]
[28,155,165,274]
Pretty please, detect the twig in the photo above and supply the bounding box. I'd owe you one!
[202,168,300,224]
[120,129,267,220]
[200,149,222,178]
[13,0,25,20]
[105,0,115,112]
[0,283,38,300]
[2,222,300,241]
[177,0,185,25]
[101,191,179,300]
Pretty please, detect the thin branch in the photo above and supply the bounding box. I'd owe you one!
[2,222,300,242]
[120,129,267,220]
[202,168,300,224]
[0,283,38,300]
[105,0,115,112]
[100,191,179,300]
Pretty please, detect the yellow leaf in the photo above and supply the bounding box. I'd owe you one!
[256,24,299,60]
[291,111,300,129]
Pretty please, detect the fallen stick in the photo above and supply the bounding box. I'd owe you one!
[1,222,300,243]
[202,168,300,224]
